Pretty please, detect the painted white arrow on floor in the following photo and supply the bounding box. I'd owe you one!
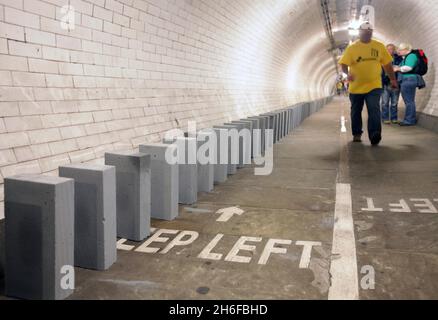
[216,207,245,222]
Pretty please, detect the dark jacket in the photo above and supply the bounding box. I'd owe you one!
[382,54,403,86]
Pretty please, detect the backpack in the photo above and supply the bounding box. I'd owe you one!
[410,49,429,76]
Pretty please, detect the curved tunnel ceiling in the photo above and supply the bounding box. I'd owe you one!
[244,0,438,116]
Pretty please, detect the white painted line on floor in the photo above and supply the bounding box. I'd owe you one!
[361,197,383,212]
[410,199,438,213]
[328,183,359,300]
[389,199,411,213]
[341,116,347,133]
[296,241,322,269]
[117,239,135,251]
[198,234,224,261]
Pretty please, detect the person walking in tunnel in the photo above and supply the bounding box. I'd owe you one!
[339,22,398,146]
[394,43,425,126]
[381,44,403,124]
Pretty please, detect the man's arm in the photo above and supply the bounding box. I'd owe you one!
[383,63,399,89]
[341,64,348,75]
[341,64,355,81]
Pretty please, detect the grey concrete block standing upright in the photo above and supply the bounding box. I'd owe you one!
[262,115,271,147]
[268,113,279,143]
[275,112,281,141]
[163,137,197,204]
[279,111,285,140]
[139,144,179,221]
[105,152,151,241]
[296,104,302,124]
[0,220,4,280]
[214,125,239,174]
[267,112,278,141]
[282,110,288,136]
[290,107,296,130]
[213,128,228,183]
[195,130,215,193]
[288,108,293,133]
[223,122,247,169]
[295,104,303,126]
[247,116,266,155]
[304,102,310,119]
[237,119,257,157]
[241,118,260,155]
[261,113,278,143]
[272,113,280,142]
[59,164,117,271]
[4,175,74,300]
[280,110,286,136]
[282,110,288,137]
[259,114,273,149]
[271,112,281,143]
[231,121,252,164]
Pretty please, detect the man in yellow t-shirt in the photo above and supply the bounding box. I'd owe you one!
[339,22,398,146]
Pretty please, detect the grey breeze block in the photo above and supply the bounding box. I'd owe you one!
[105,152,151,241]
[4,174,74,300]
[163,137,198,205]
[260,112,279,144]
[212,128,228,184]
[223,122,248,169]
[195,130,215,193]
[59,164,117,271]
[241,118,261,156]
[282,110,287,138]
[213,125,240,174]
[231,120,253,162]
[139,143,179,221]
[248,116,268,155]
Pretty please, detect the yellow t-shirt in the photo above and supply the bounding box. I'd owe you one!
[339,39,393,94]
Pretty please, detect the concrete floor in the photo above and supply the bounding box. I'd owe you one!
[1,96,437,300]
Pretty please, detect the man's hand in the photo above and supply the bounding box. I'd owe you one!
[347,73,355,82]
[390,79,399,90]
[393,66,401,72]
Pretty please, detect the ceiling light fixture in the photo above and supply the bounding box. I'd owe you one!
[348,19,362,36]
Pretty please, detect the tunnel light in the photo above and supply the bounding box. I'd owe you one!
[348,19,361,37]
[348,29,359,36]
[349,19,362,29]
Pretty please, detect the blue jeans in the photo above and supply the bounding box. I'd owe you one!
[381,85,400,121]
[400,76,418,125]
[350,88,383,139]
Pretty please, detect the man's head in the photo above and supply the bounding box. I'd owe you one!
[359,22,373,43]
[386,44,397,56]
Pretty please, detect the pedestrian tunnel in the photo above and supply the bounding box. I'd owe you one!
[0,0,437,301]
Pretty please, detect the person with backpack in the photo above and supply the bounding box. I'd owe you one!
[381,44,403,124]
[394,43,428,126]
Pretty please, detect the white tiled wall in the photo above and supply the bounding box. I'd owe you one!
[0,0,343,218]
